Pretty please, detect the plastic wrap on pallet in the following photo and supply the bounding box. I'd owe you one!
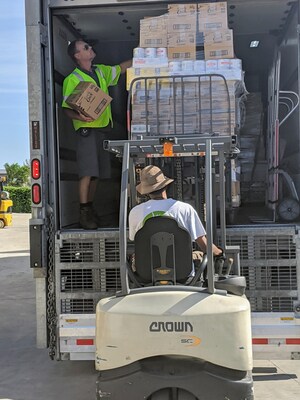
[130,76,244,137]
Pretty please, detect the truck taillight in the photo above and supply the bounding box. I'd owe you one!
[32,184,41,204]
[32,159,40,179]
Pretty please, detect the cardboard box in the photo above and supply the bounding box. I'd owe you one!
[140,15,167,30]
[65,82,112,120]
[132,89,170,105]
[204,42,234,59]
[140,15,168,33]
[198,2,228,19]
[204,29,234,59]
[132,103,170,121]
[167,31,196,47]
[126,67,170,90]
[169,100,198,115]
[168,3,197,15]
[167,15,197,33]
[140,15,168,47]
[130,121,172,136]
[168,45,196,60]
[168,120,199,134]
[169,82,198,98]
[139,32,167,48]
[204,29,233,45]
[198,2,228,31]
[132,58,168,68]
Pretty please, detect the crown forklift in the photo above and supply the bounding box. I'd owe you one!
[94,75,254,400]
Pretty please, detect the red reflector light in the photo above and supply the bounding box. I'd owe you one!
[32,184,41,204]
[32,159,40,179]
[286,338,300,345]
[252,338,268,345]
[76,339,94,346]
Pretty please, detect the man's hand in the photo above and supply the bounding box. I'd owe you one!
[76,112,94,122]
[120,59,132,74]
[214,248,226,275]
[63,108,94,122]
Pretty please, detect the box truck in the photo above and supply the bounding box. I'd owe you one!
[26,0,300,368]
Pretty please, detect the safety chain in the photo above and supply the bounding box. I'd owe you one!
[175,158,183,201]
[46,211,57,360]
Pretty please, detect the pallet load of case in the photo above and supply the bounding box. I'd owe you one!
[128,2,245,138]
[129,78,244,137]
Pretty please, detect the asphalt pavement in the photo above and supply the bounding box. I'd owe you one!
[0,213,299,400]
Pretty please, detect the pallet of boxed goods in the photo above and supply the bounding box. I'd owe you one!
[127,2,246,139]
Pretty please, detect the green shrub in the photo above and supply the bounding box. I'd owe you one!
[5,186,31,213]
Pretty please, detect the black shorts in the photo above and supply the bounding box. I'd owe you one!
[76,127,112,179]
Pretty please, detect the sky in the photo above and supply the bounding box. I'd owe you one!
[0,0,29,170]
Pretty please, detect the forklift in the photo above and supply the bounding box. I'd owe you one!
[95,75,254,399]
[0,177,13,228]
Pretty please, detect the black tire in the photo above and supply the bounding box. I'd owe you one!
[149,388,197,400]
[278,198,300,221]
[0,219,5,229]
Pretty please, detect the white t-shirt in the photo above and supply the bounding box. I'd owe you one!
[128,198,206,241]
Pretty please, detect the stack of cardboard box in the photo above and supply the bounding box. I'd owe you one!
[130,78,243,137]
[128,2,243,139]
[167,4,197,60]
[200,2,234,60]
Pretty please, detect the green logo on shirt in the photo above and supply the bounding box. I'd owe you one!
[143,211,165,226]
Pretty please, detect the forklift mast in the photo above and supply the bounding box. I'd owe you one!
[104,73,241,295]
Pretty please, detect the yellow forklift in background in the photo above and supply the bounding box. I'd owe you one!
[0,177,13,228]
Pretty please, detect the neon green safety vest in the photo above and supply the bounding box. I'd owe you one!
[62,64,121,131]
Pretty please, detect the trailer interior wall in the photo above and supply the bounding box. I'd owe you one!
[278,9,300,199]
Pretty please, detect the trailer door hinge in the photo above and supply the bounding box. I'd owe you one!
[39,23,48,47]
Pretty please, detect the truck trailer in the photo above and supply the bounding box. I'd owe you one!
[25,0,300,365]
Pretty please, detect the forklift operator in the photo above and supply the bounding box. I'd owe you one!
[129,165,224,260]
[62,39,131,230]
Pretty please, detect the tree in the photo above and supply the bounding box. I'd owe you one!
[4,162,30,187]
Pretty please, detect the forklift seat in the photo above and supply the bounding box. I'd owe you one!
[134,216,193,285]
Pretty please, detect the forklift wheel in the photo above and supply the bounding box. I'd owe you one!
[0,219,5,229]
[278,198,300,221]
[149,388,196,399]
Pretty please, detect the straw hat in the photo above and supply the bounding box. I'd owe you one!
[136,165,174,195]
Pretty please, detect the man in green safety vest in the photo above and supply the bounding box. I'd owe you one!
[62,39,131,229]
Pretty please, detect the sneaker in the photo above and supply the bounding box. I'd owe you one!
[79,206,97,230]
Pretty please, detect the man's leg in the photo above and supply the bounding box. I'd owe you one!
[76,129,99,230]
[88,177,98,203]
[79,176,91,204]
[79,176,97,229]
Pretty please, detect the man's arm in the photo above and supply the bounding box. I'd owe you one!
[63,108,94,122]
[119,59,132,74]
[196,235,223,256]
